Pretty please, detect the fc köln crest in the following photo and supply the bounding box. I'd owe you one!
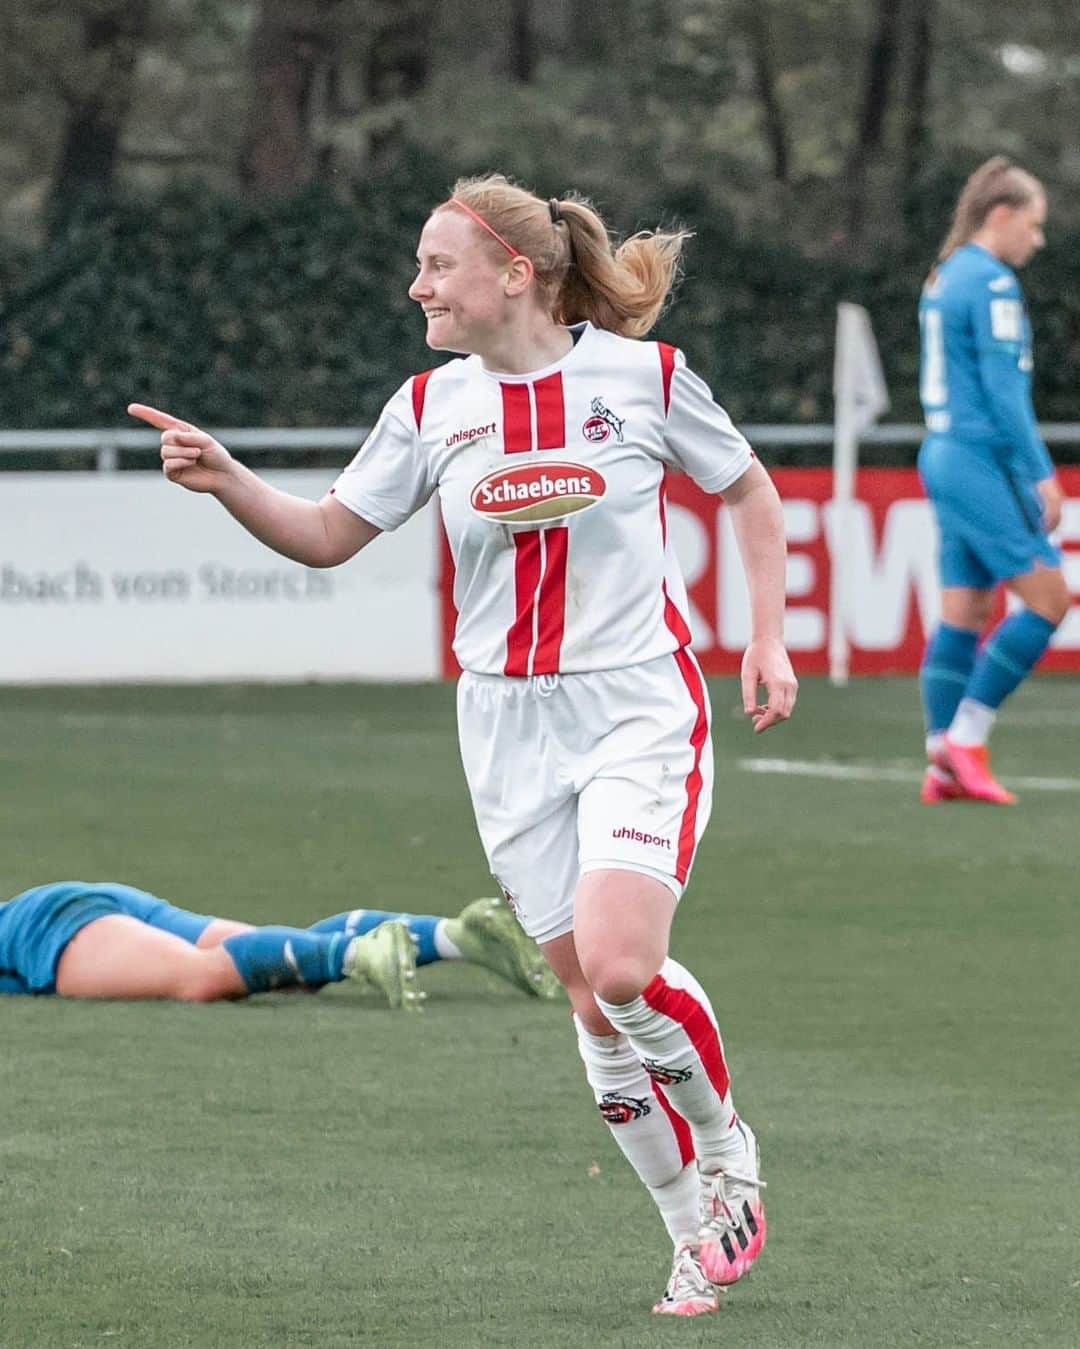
[642,1059,694,1086]
[598,1091,651,1125]
[582,397,624,444]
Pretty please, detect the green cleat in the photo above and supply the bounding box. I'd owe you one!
[444,898,561,1000]
[344,920,425,1010]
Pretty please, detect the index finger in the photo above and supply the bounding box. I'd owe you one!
[127,403,195,432]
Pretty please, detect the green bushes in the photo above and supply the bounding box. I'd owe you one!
[2,156,1077,466]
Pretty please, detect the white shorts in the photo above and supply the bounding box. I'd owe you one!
[456,650,714,945]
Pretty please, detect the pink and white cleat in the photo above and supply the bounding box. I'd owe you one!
[943,739,1017,805]
[920,763,966,805]
[698,1122,767,1286]
[651,1243,719,1316]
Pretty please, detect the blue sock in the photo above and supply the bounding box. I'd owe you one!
[223,927,350,993]
[966,609,1057,709]
[920,623,979,734]
[308,909,443,966]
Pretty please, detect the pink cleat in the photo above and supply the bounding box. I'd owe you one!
[651,1243,719,1316]
[920,765,967,804]
[698,1122,767,1286]
[943,739,1017,805]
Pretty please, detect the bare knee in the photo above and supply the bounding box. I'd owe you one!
[941,592,993,630]
[1029,593,1069,626]
[580,954,660,1008]
[1008,568,1071,626]
[174,953,243,1002]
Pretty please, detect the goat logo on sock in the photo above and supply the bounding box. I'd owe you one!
[641,1059,693,1086]
[598,1091,651,1125]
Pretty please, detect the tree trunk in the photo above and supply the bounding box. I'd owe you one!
[744,3,790,184]
[48,0,152,232]
[508,0,535,82]
[364,1,432,166]
[365,1,431,103]
[240,0,341,199]
[900,0,934,218]
[843,0,904,247]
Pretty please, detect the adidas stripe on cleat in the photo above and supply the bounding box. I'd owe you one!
[698,1121,767,1286]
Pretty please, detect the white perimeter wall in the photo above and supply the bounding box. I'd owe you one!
[0,473,439,682]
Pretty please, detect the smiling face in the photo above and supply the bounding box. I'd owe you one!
[408,209,517,355]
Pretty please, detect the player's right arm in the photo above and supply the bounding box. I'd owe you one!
[127,403,380,567]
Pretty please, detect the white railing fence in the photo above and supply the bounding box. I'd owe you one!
[2,424,1079,472]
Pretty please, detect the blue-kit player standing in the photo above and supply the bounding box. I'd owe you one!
[917,157,1069,804]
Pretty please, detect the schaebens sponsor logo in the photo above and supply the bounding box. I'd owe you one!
[470,460,606,524]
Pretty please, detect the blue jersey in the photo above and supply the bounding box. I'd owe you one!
[918,243,1053,486]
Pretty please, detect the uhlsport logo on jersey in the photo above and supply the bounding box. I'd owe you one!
[470,460,606,524]
[445,421,496,449]
[582,396,625,444]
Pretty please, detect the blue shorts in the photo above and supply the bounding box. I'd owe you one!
[0,882,215,995]
[919,438,1060,589]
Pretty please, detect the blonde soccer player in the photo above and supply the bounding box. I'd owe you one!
[130,175,796,1315]
[918,157,1068,805]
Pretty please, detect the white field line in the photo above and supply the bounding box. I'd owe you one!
[738,757,1080,792]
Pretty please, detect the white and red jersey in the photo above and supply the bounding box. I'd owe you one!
[331,322,753,675]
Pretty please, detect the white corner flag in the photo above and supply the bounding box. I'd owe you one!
[829,303,889,686]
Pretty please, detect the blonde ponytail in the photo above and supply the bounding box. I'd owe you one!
[931,156,1042,279]
[437,174,690,338]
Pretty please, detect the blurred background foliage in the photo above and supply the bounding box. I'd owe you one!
[1,0,1078,437]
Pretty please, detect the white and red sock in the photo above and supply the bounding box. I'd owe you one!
[595,958,743,1174]
[574,1016,698,1243]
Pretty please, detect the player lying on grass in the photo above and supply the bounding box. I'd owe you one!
[0,881,558,1006]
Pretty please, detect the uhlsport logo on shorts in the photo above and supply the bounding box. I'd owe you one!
[470,460,606,524]
[612,825,672,850]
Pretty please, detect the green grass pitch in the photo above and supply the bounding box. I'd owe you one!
[1,677,1077,1348]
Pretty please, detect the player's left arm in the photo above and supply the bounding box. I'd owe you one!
[720,461,797,733]
[659,354,796,732]
[972,282,1057,494]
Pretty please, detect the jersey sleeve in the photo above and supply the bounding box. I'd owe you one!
[658,352,755,492]
[330,379,437,531]
[971,276,1054,482]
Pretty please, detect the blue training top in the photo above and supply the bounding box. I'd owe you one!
[918,242,1053,486]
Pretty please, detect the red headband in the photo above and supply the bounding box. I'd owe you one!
[447,197,524,259]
